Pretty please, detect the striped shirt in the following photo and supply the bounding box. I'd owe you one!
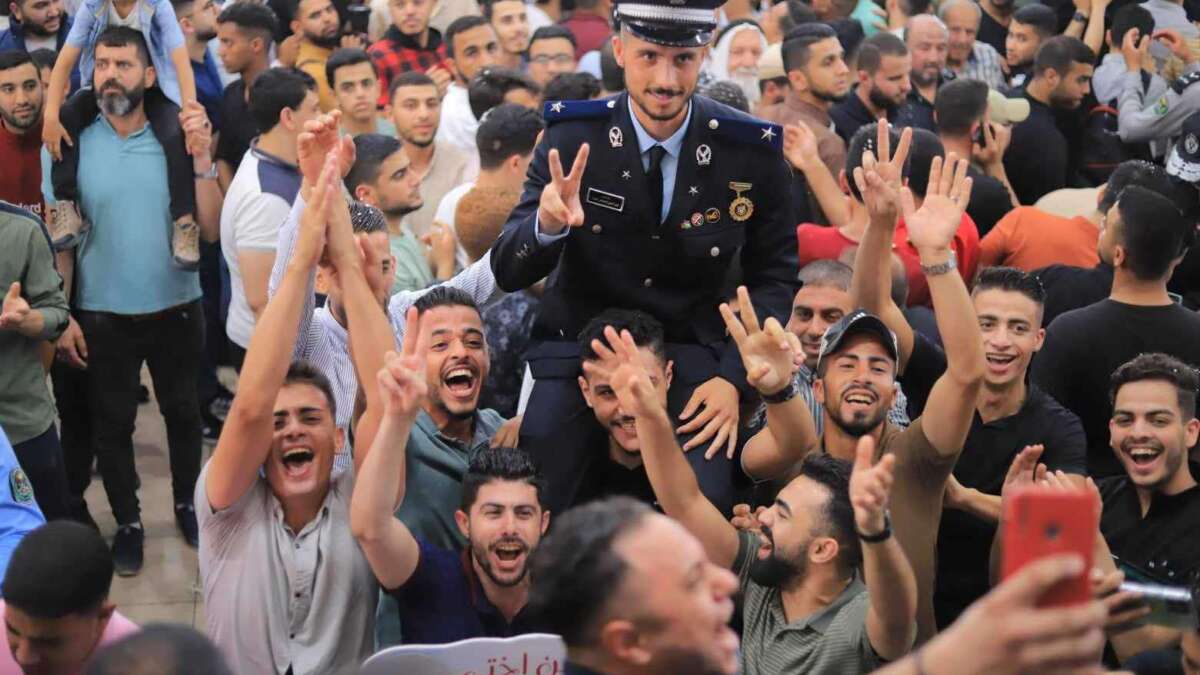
[957,42,1007,91]
[268,193,503,469]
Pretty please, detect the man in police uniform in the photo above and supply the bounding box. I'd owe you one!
[490,0,798,515]
[1117,27,1200,159]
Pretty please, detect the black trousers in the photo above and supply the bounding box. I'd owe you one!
[52,360,93,512]
[52,87,195,222]
[11,424,71,521]
[76,300,204,525]
[196,240,225,405]
[519,341,737,518]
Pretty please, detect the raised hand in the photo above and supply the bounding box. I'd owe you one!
[999,444,1046,510]
[420,220,457,277]
[491,415,522,448]
[537,143,590,235]
[581,325,666,421]
[718,285,801,397]
[852,121,912,229]
[901,152,972,255]
[1154,28,1196,63]
[782,122,821,173]
[376,306,430,422]
[297,112,355,185]
[971,121,1011,169]
[296,151,338,267]
[426,65,452,98]
[0,282,31,332]
[850,435,895,536]
[1122,28,1151,72]
[730,503,766,533]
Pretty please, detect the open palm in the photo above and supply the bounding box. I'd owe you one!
[719,286,800,395]
[902,153,972,251]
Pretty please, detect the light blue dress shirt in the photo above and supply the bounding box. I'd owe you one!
[534,99,693,244]
[0,425,46,585]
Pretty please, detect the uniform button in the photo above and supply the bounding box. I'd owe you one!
[591,224,602,233]
[607,100,615,108]
[710,246,720,257]
[708,119,719,130]
[643,278,653,287]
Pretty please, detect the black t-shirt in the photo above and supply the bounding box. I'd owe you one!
[1031,300,1200,477]
[830,89,879,144]
[1034,262,1113,328]
[977,9,1009,56]
[1099,467,1200,585]
[215,80,258,171]
[1004,93,1070,205]
[966,167,1013,238]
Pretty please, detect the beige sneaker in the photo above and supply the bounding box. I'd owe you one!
[50,200,88,250]
[172,217,200,270]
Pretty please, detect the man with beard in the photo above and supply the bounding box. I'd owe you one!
[483,0,530,70]
[346,132,458,293]
[214,2,277,185]
[436,15,501,158]
[353,409,548,644]
[220,67,320,368]
[939,0,1005,90]
[0,0,79,90]
[199,145,398,675]
[705,21,766,110]
[742,136,986,644]
[1003,4,1056,89]
[760,22,850,177]
[367,0,453,109]
[583,322,917,674]
[831,32,911,144]
[390,71,474,237]
[976,0,1013,55]
[44,26,222,573]
[492,0,797,529]
[0,51,49,217]
[172,0,222,128]
[896,14,949,133]
[292,0,345,111]
[1002,36,1094,205]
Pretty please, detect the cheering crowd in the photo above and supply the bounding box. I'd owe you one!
[0,0,1199,671]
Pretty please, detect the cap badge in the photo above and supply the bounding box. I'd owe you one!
[1187,134,1199,155]
[696,144,712,166]
[609,126,623,148]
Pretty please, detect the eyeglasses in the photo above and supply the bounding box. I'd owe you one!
[529,54,574,65]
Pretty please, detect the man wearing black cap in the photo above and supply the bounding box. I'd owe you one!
[490,0,797,517]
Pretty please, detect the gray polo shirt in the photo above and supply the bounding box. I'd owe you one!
[734,530,882,675]
[196,462,377,675]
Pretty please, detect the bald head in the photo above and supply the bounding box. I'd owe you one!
[906,14,948,41]
[905,14,947,86]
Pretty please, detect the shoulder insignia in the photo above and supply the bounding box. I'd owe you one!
[709,116,783,151]
[542,97,617,125]
[9,468,33,505]
[1172,71,1200,96]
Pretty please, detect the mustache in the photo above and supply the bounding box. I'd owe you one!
[647,87,684,97]
[1121,437,1165,453]
[488,536,529,552]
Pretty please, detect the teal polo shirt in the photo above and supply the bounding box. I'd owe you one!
[42,116,200,314]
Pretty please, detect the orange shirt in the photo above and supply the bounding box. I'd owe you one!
[979,206,1100,272]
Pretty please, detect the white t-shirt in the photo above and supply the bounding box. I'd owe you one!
[107,2,142,29]
[220,145,301,348]
[435,181,474,269]
[23,34,57,52]
[435,82,479,157]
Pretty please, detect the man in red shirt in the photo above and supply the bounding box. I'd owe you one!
[367,0,452,107]
[0,51,46,220]
[559,0,611,58]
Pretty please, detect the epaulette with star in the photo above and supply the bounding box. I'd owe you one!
[1173,70,1200,96]
[542,97,619,125]
[707,116,783,151]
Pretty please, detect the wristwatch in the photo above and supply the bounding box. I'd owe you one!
[920,250,957,276]
[1072,10,1089,22]
[761,379,799,405]
[857,511,892,543]
[195,164,218,180]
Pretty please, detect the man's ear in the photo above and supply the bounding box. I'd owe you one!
[578,375,595,408]
[787,69,809,93]
[810,535,839,565]
[664,359,674,389]
[812,376,825,402]
[291,18,302,35]
[611,33,624,68]
[599,619,652,666]
[354,183,375,204]
[144,65,157,90]
[454,509,470,538]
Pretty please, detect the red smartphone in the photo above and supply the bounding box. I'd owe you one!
[1001,485,1099,607]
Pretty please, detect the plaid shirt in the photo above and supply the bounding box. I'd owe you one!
[368,25,449,107]
[958,41,1007,91]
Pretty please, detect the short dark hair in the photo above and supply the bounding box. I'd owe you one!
[1100,160,1174,213]
[445,14,491,58]
[526,497,654,645]
[934,78,988,136]
[346,133,403,192]
[530,24,576,50]
[412,285,481,316]
[973,266,1046,310]
[477,102,543,170]
[95,26,151,68]
[782,22,838,72]
[248,67,317,133]
[468,67,540,121]
[169,0,195,14]
[796,454,861,574]
[1033,36,1095,78]
[1110,5,1154,51]
[388,70,436,101]
[846,122,910,202]
[324,48,373,89]
[2,522,113,619]
[599,40,624,92]
[283,360,337,419]
[798,259,853,291]
[1012,4,1059,39]
[1114,185,1190,281]
[0,50,35,74]
[86,624,234,675]
[905,127,945,199]
[216,1,279,43]
[461,447,547,511]
[1110,352,1199,418]
[578,308,666,364]
[855,31,907,75]
[778,0,818,34]
[542,71,601,102]
[28,48,58,72]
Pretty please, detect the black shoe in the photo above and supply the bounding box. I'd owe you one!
[112,525,144,577]
[70,501,100,533]
[175,503,198,548]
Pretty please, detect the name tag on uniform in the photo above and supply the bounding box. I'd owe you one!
[586,188,625,213]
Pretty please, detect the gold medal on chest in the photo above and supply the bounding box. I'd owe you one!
[728,181,754,222]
